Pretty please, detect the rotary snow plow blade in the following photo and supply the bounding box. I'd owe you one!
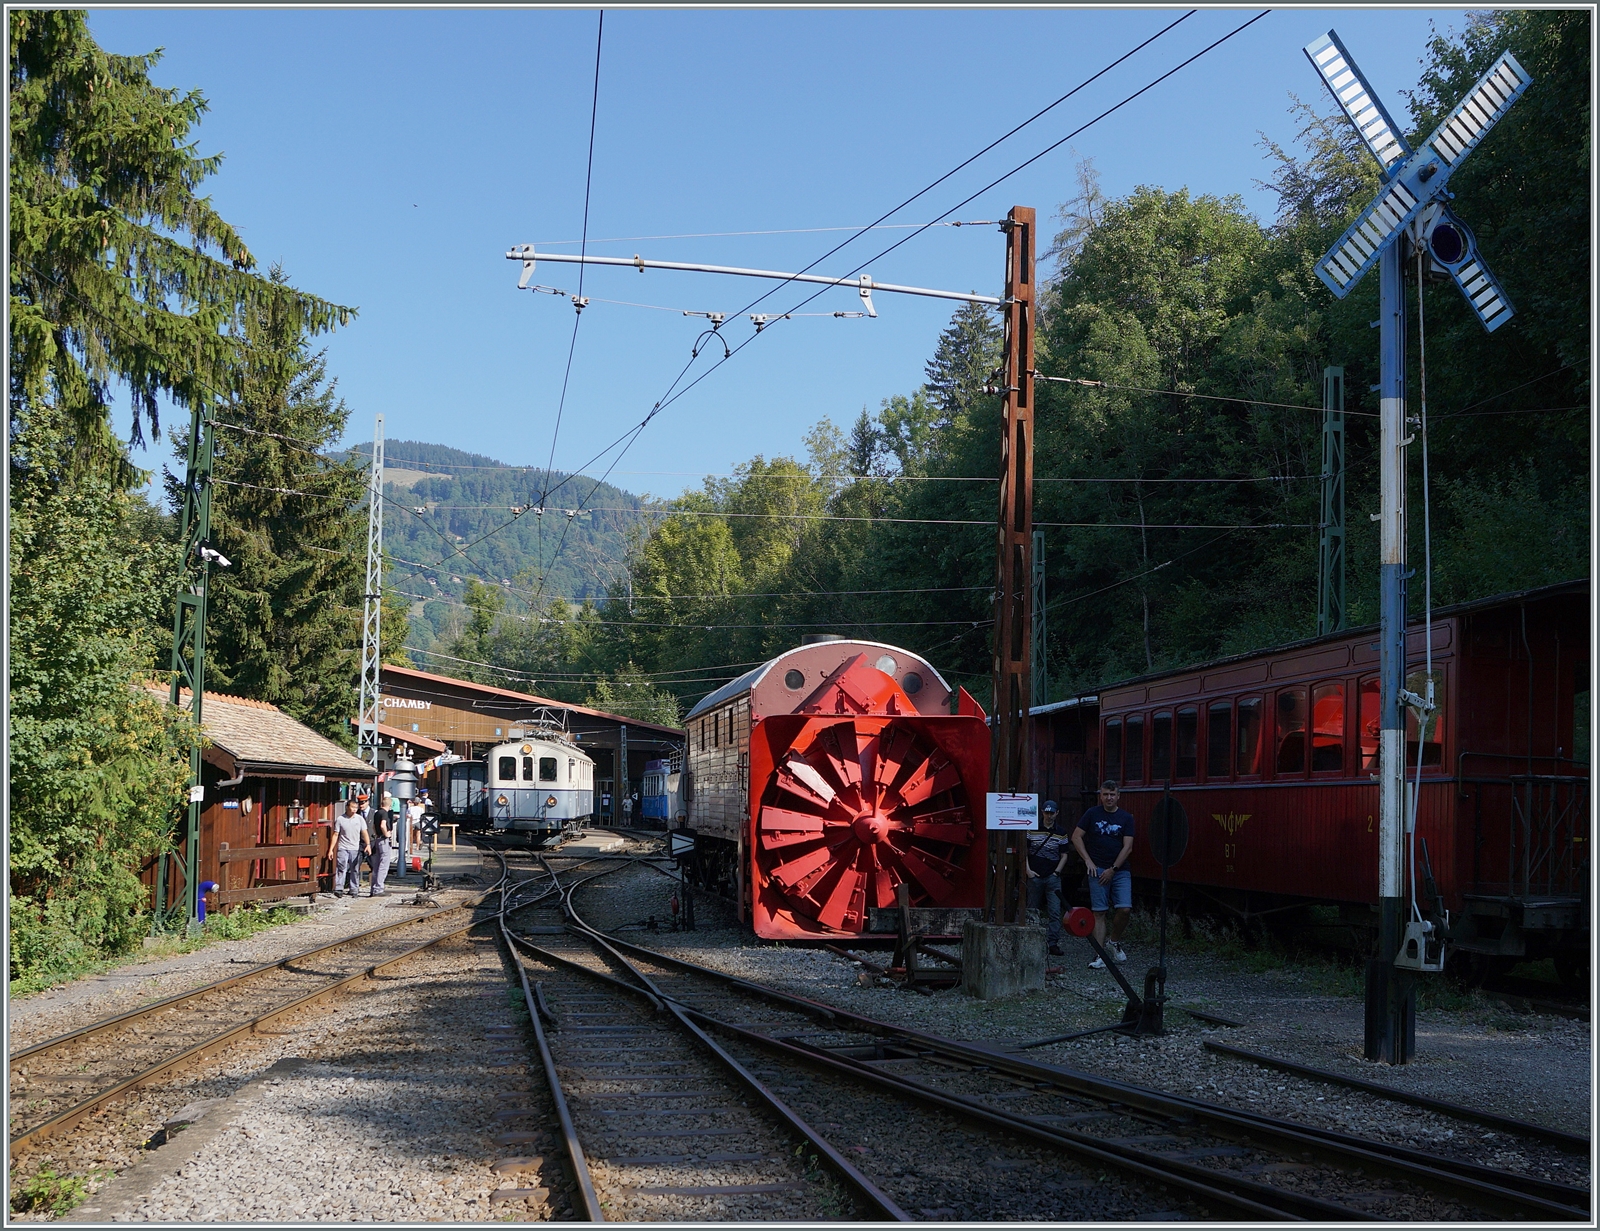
[748,655,989,939]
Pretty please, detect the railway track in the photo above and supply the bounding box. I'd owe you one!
[501,855,1589,1222]
[8,865,510,1157]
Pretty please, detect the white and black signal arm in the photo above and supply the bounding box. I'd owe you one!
[1305,30,1531,331]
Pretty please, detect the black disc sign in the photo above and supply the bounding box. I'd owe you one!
[1149,797,1189,867]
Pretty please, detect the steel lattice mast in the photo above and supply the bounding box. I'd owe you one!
[358,414,385,767]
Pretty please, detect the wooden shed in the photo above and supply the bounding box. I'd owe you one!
[144,689,377,914]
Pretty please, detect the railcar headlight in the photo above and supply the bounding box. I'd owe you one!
[546,795,558,808]
[496,794,509,807]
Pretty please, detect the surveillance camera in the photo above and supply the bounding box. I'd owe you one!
[198,546,232,568]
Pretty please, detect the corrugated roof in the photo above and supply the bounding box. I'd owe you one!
[153,687,376,778]
[380,664,685,737]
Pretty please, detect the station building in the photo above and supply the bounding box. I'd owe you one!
[370,665,685,825]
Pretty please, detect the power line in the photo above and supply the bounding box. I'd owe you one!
[1036,374,1378,418]
[529,220,999,246]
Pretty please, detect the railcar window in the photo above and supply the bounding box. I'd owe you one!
[1151,713,1172,781]
[1206,702,1231,778]
[568,758,576,783]
[1275,688,1307,775]
[1312,682,1345,772]
[540,757,557,781]
[1124,715,1145,783]
[522,756,534,781]
[498,756,517,782]
[1359,677,1380,770]
[1576,670,1590,765]
[1236,697,1263,776]
[1404,671,1446,767]
[1176,708,1198,779]
[1104,719,1122,783]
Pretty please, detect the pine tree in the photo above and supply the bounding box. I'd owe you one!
[923,300,1002,428]
[9,11,353,463]
[184,268,367,742]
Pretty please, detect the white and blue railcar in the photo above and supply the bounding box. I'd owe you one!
[487,735,595,842]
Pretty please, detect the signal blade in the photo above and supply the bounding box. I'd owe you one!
[1315,176,1422,298]
[1448,240,1516,332]
[1422,51,1532,170]
[1303,31,1411,174]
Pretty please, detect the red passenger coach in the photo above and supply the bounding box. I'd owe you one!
[1033,581,1589,979]
[685,638,990,940]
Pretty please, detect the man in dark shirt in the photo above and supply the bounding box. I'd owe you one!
[1025,801,1071,956]
[1070,780,1136,968]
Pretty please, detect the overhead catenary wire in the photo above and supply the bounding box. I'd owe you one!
[1035,374,1379,417]
[529,220,1000,246]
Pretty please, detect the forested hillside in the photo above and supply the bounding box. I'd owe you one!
[443,10,1588,719]
[335,439,656,668]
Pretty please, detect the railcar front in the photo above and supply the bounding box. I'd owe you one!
[486,736,596,843]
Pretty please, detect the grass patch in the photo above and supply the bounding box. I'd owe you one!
[9,1167,96,1218]
[9,903,304,998]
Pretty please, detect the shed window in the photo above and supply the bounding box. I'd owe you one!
[1151,712,1172,782]
[1359,677,1380,770]
[1103,719,1122,784]
[1206,702,1231,779]
[522,756,534,781]
[1236,697,1263,776]
[1176,707,1198,779]
[1124,715,1145,783]
[714,712,720,748]
[540,756,558,782]
[498,756,517,782]
[1312,682,1345,772]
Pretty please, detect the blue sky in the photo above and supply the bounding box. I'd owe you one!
[91,7,1473,503]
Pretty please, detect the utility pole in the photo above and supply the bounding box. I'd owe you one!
[619,723,629,825]
[358,415,384,769]
[1302,30,1529,1063]
[1032,530,1048,705]
[1317,367,1346,636]
[164,399,216,935]
[989,205,1036,925]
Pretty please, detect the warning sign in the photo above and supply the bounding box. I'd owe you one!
[986,792,1039,830]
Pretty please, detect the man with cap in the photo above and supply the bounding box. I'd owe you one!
[1024,801,1071,956]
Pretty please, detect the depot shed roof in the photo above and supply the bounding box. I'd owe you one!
[155,687,376,780]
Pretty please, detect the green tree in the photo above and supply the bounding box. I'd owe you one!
[586,663,683,727]
[9,11,351,463]
[184,267,365,742]
[9,403,193,985]
[923,300,1002,428]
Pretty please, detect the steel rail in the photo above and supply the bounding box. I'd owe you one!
[1205,1040,1591,1151]
[11,917,484,1155]
[11,854,512,1156]
[580,930,1589,1220]
[9,904,467,1067]
[499,921,604,1222]
[509,862,911,1221]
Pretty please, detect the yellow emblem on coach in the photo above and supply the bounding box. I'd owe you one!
[1213,812,1250,836]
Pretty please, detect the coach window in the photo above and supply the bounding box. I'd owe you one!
[1236,697,1263,776]
[1311,682,1345,772]
[1124,714,1145,783]
[1358,677,1380,769]
[540,756,558,782]
[1151,712,1172,782]
[1176,707,1198,779]
[1206,702,1231,779]
[1103,718,1122,783]
[1275,688,1308,775]
[498,756,517,782]
[522,756,535,781]
[568,758,576,783]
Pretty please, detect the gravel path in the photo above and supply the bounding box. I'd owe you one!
[68,926,562,1223]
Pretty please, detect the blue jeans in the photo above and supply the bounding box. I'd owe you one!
[1088,867,1133,912]
[1027,873,1062,942]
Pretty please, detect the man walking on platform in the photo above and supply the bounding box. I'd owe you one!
[1025,801,1071,956]
[367,794,395,896]
[1071,781,1136,968]
[330,799,369,898]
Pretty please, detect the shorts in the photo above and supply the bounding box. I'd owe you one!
[1087,867,1132,912]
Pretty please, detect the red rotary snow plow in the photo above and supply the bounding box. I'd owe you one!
[747,654,989,939]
